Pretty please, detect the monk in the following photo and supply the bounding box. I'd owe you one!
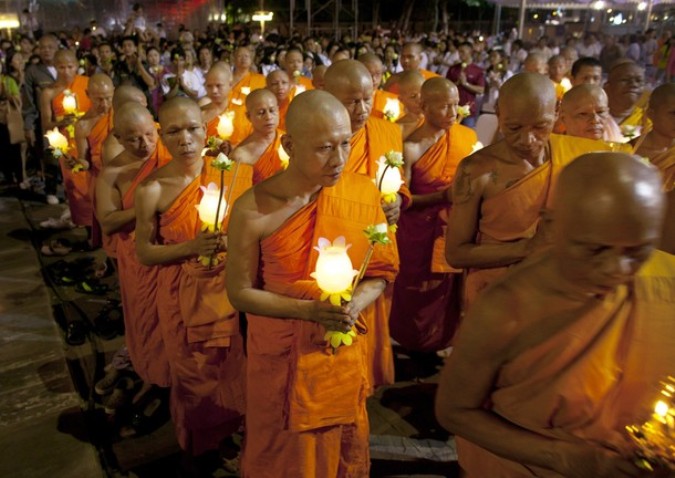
[358,52,402,122]
[391,78,477,353]
[548,55,570,101]
[400,42,439,81]
[436,152,674,478]
[226,90,399,478]
[229,46,266,108]
[101,85,149,167]
[40,49,92,227]
[445,73,619,309]
[95,103,172,387]
[202,62,250,147]
[283,47,314,96]
[230,89,283,184]
[73,74,115,253]
[635,82,675,255]
[604,60,650,132]
[135,97,248,457]
[395,70,426,140]
[324,59,411,391]
[522,52,548,75]
[266,70,292,131]
[311,64,327,90]
[560,84,623,142]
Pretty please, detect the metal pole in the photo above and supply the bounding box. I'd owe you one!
[493,4,502,36]
[290,0,294,34]
[334,0,340,41]
[645,0,654,31]
[353,0,358,39]
[307,0,311,35]
[517,0,527,39]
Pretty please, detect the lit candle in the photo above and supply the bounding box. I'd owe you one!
[374,156,404,203]
[311,236,358,306]
[196,182,226,233]
[560,77,572,93]
[44,127,69,156]
[277,144,289,169]
[471,141,485,154]
[240,86,251,96]
[383,97,401,122]
[216,111,235,140]
[62,91,77,115]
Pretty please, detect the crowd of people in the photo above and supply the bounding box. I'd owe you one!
[1,2,674,477]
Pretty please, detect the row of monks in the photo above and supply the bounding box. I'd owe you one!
[41,45,674,477]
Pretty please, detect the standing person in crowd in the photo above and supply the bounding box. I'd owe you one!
[399,42,439,81]
[115,36,155,97]
[229,46,266,108]
[570,56,603,86]
[577,33,602,59]
[446,42,485,128]
[145,45,168,116]
[481,48,512,116]
[604,60,648,129]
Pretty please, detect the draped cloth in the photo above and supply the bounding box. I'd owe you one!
[228,71,266,108]
[457,250,675,477]
[116,143,172,387]
[242,172,398,478]
[252,130,284,185]
[154,161,251,455]
[88,110,114,254]
[205,106,251,147]
[348,115,410,391]
[649,145,675,192]
[463,134,619,309]
[53,75,92,226]
[391,124,477,351]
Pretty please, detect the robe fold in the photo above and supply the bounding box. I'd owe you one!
[391,124,477,351]
[464,134,619,308]
[348,115,410,391]
[116,143,172,387]
[155,164,250,455]
[53,76,92,226]
[88,110,115,255]
[371,89,403,122]
[205,106,251,147]
[649,146,675,192]
[242,172,398,478]
[458,250,675,477]
[228,71,266,108]
[252,130,284,185]
[290,75,314,97]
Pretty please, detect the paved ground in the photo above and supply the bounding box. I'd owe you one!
[0,189,460,478]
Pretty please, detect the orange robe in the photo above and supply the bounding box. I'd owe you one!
[348,115,411,391]
[155,162,252,455]
[242,173,399,478]
[419,68,439,80]
[116,142,172,387]
[228,71,266,108]
[290,75,314,97]
[53,75,92,226]
[277,98,290,132]
[87,110,115,255]
[648,145,675,192]
[458,250,675,477]
[205,105,251,147]
[371,89,403,121]
[391,124,477,351]
[463,134,619,308]
[252,130,285,184]
[397,114,425,140]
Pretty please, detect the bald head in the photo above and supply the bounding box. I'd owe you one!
[114,103,157,159]
[553,153,665,292]
[245,88,279,134]
[158,97,201,126]
[421,78,459,129]
[266,70,291,104]
[324,60,374,132]
[113,85,147,110]
[205,61,232,104]
[312,65,327,90]
[523,52,548,75]
[560,84,609,140]
[396,70,425,115]
[605,60,645,112]
[88,73,113,91]
[499,72,556,112]
[87,73,114,114]
[358,53,384,90]
[54,49,77,63]
[286,90,349,137]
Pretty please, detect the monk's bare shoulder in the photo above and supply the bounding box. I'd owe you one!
[452,146,501,204]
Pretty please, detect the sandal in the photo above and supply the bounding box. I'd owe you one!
[94,367,121,396]
[93,300,123,339]
[40,239,72,257]
[75,279,110,295]
[45,258,93,286]
[65,320,87,346]
[103,376,138,415]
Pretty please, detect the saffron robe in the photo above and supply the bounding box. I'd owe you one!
[391,124,477,351]
[649,145,675,192]
[228,71,266,108]
[457,250,675,477]
[290,75,314,97]
[252,130,285,185]
[242,172,399,478]
[53,75,92,226]
[88,110,115,255]
[348,115,411,391]
[116,143,172,386]
[463,134,619,309]
[205,106,251,147]
[371,89,403,122]
[155,162,252,455]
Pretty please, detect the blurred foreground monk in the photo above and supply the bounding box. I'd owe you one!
[230,89,284,184]
[391,78,477,352]
[227,90,399,478]
[358,53,402,122]
[96,103,172,386]
[635,82,675,254]
[395,70,426,140]
[135,98,247,457]
[229,46,266,108]
[266,70,292,131]
[446,73,617,309]
[202,62,250,147]
[40,49,92,226]
[100,85,149,167]
[559,84,623,142]
[325,60,411,391]
[436,152,675,478]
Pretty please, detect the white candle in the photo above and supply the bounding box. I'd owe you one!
[44,127,69,153]
[374,157,404,202]
[62,92,77,115]
[196,182,226,232]
[217,111,235,140]
[383,97,401,121]
[311,236,357,295]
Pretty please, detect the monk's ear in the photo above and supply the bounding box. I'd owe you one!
[280,133,293,157]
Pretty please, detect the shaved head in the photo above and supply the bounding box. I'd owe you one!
[400,42,423,71]
[358,52,385,90]
[312,65,327,90]
[421,77,460,129]
[647,82,675,139]
[158,96,201,126]
[245,88,279,134]
[54,49,77,63]
[552,152,664,293]
[113,85,147,110]
[560,84,609,140]
[114,103,157,159]
[498,72,556,112]
[245,88,276,111]
[205,61,232,104]
[286,90,349,138]
[523,52,548,75]
[324,60,374,132]
[648,82,675,110]
[87,73,114,114]
[158,97,205,161]
[397,70,425,115]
